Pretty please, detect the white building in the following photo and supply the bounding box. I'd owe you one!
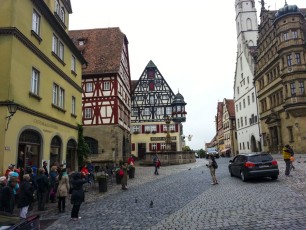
[233,0,261,153]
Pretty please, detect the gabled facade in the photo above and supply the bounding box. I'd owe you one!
[254,2,306,153]
[131,61,187,158]
[216,102,224,153]
[222,99,238,156]
[0,0,86,173]
[69,27,131,163]
[233,0,261,154]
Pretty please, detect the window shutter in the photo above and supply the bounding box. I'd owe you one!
[157,124,160,133]
[142,125,145,133]
[157,143,161,151]
[149,143,152,151]
[175,124,178,132]
[132,143,135,151]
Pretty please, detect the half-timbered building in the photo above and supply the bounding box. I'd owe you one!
[131,61,187,159]
[69,28,131,163]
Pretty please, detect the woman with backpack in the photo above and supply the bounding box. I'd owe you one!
[206,154,218,185]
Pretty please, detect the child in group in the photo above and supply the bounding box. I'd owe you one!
[290,155,295,171]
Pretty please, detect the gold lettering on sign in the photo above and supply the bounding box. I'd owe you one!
[34,119,58,130]
[43,129,53,133]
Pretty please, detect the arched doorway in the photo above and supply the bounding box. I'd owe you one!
[66,139,77,172]
[18,129,42,169]
[250,135,257,152]
[50,136,62,166]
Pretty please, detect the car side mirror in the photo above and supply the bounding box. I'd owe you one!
[229,160,233,163]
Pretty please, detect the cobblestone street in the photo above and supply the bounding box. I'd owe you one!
[34,154,306,230]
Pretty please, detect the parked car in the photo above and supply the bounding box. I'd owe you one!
[206,151,220,159]
[228,153,279,182]
[195,152,199,158]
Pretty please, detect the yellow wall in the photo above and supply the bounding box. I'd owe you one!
[0,0,83,174]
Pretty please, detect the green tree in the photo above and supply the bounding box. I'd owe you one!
[77,124,90,166]
[197,149,206,158]
[182,146,191,151]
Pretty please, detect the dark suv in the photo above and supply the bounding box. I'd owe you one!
[228,153,279,182]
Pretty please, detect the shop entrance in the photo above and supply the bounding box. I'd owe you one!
[18,129,42,170]
[50,136,62,166]
[66,139,77,172]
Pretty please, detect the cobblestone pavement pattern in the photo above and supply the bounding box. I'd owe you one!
[37,154,306,230]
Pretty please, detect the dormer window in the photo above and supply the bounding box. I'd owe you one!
[79,40,85,46]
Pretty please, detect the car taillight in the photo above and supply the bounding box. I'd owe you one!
[271,160,278,165]
[245,161,255,168]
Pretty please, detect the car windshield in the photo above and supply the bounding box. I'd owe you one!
[248,154,273,162]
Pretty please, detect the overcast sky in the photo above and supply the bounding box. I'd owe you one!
[69,0,306,150]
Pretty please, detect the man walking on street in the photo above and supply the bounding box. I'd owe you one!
[283,144,294,176]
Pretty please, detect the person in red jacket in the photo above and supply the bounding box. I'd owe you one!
[127,154,135,166]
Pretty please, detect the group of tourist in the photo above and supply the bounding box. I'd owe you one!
[0,160,95,221]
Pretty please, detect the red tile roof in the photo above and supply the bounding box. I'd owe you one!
[226,99,235,118]
[69,27,128,75]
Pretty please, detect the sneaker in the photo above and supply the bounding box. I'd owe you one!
[211,183,216,185]
[78,217,82,219]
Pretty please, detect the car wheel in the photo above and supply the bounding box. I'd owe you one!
[271,175,278,180]
[240,171,247,182]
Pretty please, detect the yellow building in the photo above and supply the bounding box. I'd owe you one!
[0,0,86,174]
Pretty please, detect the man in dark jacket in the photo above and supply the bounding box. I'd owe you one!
[0,176,18,214]
[36,168,49,211]
[18,174,34,218]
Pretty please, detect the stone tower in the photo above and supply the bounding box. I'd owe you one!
[233,0,261,154]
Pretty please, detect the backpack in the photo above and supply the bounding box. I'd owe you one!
[156,160,161,168]
[212,161,218,169]
[119,169,124,177]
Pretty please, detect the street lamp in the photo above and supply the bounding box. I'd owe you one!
[5,101,18,131]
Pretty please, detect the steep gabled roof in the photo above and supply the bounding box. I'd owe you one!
[131,80,138,92]
[225,99,235,118]
[69,27,128,75]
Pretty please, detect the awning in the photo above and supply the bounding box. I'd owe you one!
[221,148,230,153]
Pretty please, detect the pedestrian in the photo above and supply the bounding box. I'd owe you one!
[70,172,89,220]
[36,167,50,211]
[0,176,7,207]
[127,154,135,165]
[43,161,49,178]
[206,154,218,185]
[4,164,14,178]
[121,163,128,190]
[0,176,18,214]
[17,174,34,219]
[283,144,294,176]
[49,166,58,203]
[57,168,70,213]
[152,153,160,175]
[25,166,37,211]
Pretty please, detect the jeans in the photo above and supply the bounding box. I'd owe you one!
[210,167,218,184]
[285,159,291,175]
[154,166,159,175]
[58,196,66,211]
